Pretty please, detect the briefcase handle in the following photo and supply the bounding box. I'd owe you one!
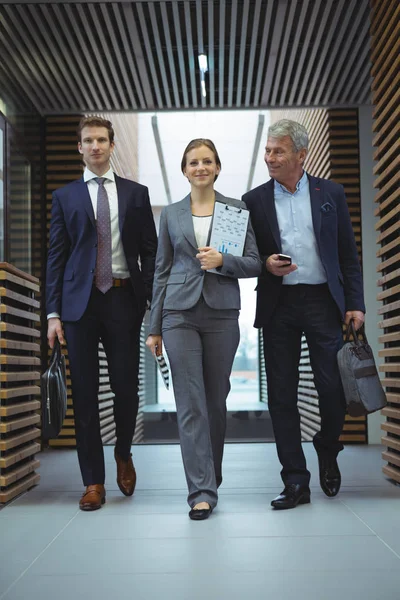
[49,338,62,366]
[344,319,368,346]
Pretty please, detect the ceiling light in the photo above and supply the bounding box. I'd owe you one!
[198,54,208,73]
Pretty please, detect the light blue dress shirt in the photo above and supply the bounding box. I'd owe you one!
[274,171,327,286]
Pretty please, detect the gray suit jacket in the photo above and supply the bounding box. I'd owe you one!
[149,191,262,335]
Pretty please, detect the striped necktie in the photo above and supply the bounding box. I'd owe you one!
[94,177,113,294]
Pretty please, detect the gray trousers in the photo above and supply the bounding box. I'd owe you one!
[162,296,240,508]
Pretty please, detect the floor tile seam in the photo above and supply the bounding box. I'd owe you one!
[54,533,378,542]
[0,511,80,600]
[339,500,400,561]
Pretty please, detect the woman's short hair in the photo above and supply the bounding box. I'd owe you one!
[77,116,115,144]
[268,119,308,152]
[181,138,222,181]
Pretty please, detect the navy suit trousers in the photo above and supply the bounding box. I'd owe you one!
[262,283,346,487]
[64,284,144,486]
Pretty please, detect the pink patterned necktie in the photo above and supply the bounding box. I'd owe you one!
[94,177,113,294]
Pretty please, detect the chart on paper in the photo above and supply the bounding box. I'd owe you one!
[209,201,249,257]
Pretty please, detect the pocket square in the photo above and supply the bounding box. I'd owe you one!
[321,202,334,213]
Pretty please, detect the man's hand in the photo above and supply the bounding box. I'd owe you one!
[266,254,298,277]
[47,317,65,348]
[345,310,365,331]
[146,335,163,357]
[196,247,223,270]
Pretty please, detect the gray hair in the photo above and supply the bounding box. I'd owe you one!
[268,119,308,152]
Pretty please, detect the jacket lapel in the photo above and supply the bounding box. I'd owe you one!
[178,194,198,250]
[309,174,322,246]
[262,179,281,252]
[115,175,128,233]
[79,178,96,228]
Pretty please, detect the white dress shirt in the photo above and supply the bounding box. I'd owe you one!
[192,215,212,248]
[84,167,129,278]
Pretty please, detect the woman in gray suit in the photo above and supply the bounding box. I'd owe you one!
[146,139,261,520]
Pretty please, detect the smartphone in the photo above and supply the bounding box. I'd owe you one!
[277,253,292,266]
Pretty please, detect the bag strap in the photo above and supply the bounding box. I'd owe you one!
[344,319,368,345]
[49,338,61,365]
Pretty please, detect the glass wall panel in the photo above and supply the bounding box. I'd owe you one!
[8,139,31,273]
[0,124,4,262]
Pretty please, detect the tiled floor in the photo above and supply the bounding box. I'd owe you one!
[0,443,399,600]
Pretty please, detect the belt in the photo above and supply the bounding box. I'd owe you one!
[93,277,131,288]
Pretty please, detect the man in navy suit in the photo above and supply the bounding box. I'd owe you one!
[243,119,365,509]
[46,116,157,510]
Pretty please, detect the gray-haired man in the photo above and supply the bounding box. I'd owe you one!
[243,119,365,509]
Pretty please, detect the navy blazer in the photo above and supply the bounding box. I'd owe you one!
[46,174,157,322]
[242,175,365,328]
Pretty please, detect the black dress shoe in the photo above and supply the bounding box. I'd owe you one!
[271,484,311,510]
[188,505,213,520]
[317,454,341,497]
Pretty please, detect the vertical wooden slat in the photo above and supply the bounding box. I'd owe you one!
[370,0,400,483]
[0,263,41,503]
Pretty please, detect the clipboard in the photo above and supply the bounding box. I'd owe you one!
[155,353,170,390]
[207,200,250,273]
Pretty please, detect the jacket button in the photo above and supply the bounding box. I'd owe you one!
[91,269,95,273]
[94,243,97,248]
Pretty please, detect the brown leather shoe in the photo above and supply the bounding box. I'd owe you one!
[79,484,106,511]
[114,448,136,496]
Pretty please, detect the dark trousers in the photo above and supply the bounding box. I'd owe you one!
[64,284,144,486]
[263,284,345,487]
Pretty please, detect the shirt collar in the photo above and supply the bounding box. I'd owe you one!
[84,167,115,183]
[274,170,308,195]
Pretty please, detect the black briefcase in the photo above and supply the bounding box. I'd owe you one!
[337,321,387,417]
[41,339,67,439]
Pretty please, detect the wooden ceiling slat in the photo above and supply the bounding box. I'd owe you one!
[27,5,82,109]
[112,4,146,109]
[148,3,172,108]
[290,0,325,106]
[161,2,180,109]
[172,0,189,108]
[122,4,154,109]
[195,0,206,109]
[323,5,369,105]
[52,4,99,110]
[0,8,56,112]
[296,2,331,107]
[183,1,198,109]
[235,0,249,108]
[218,0,225,108]
[244,0,262,107]
[76,5,120,110]
[266,0,294,107]
[313,0,358,106]
[14,5,71,109]
[136,2,164,108]
[278,0,310,106]
[349,57,373,105]
[63,4,113,110]
[98,4,137,109]
[227,0,237,108]
[207,0,215,108]
[253,0,274,107]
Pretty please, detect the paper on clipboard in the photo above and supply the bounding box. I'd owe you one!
[207,201,249,273]
[155,353,170,389]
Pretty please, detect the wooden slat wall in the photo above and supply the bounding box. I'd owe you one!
[266,109,367,444]
[0,263,41,503]
[370,0,400,483]
[44,115,145,447]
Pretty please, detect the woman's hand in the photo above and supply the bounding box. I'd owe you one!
[146,334,163,357]
[196,246,223,270]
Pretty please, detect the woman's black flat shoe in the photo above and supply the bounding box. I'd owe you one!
[188,506,213,520]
